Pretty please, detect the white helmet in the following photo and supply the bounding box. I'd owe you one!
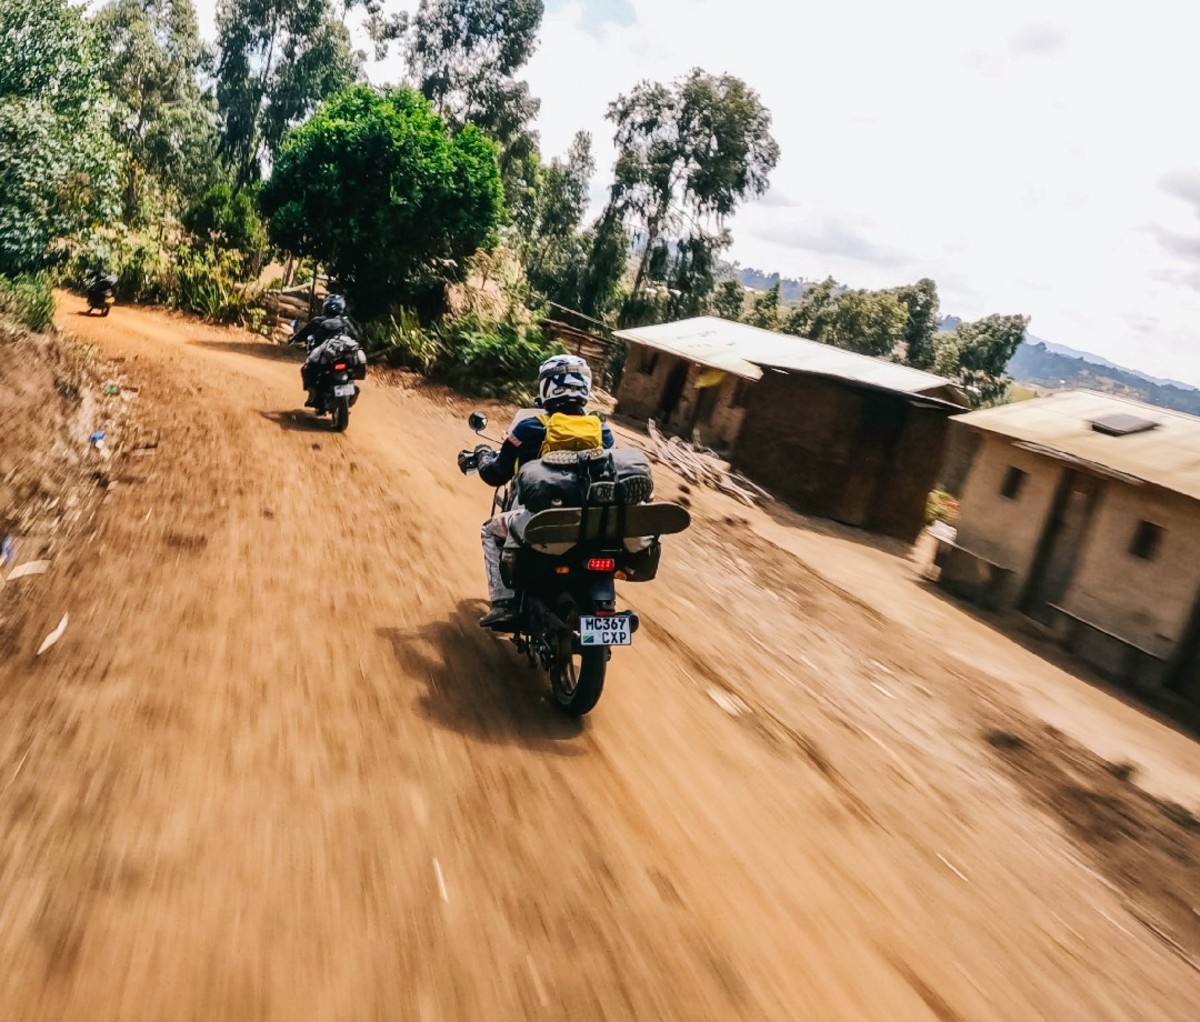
[537,354,592,411]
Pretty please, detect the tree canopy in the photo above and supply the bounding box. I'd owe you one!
[93,0,218,224]
[0,0,120,274]
[950,313,1030,406]
[215,0,361,187]
[600,68,780,325]
[261,84,504,316]
[406,0,543,200]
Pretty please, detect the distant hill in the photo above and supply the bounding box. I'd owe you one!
[1008,342,1200,415]
[1028,336,1197,392]
[726,266,846,304]
[941,318,1200,415]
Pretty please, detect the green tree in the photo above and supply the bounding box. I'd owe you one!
[782,279,907,357]
[710,278,745,321]
[406,0,543,198]
[602,68,780,324]
[820,289,908,357]
[578,208,628,319]
[951,313,1029,406]
[363,0,409,60]
[893,276,940,369]
[215,0,361,187]
[182,181,266,270]
[518,131,594,307]
[261,84,504,317]
[749,280,782,330]
[0,0,121,274]
[783,276,840,338]
[92,0,218,224]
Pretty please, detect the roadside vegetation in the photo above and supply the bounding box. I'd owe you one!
[0,0,1027,404]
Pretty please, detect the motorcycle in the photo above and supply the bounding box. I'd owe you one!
[458,411,691,716]
[289,321,365,432]
[85,275,117,316]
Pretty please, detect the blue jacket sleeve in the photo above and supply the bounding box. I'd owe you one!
[479,418,545,486]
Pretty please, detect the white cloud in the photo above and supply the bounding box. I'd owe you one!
[193,0,1200,384]
[1008,22,1070,55]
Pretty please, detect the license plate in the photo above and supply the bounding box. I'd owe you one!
[580,615,632,646]
[105,297,115,304]
[333,384,355,397]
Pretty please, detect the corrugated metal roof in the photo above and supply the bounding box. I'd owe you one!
[614,318,766,380]
[958,390,1200,500]
[613,317,966,402]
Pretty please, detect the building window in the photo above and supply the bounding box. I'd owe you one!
[1129,520,1164,561]
[999,466,1027,500]
[730,379,751,409]
[639,350,659,375]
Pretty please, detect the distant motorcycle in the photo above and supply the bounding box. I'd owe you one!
[458,411,691,715]
[85,274,117,316]
[289,321,366,432]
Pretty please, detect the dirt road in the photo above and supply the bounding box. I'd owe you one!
[2,295,1199,1020]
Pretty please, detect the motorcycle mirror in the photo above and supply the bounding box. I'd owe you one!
[468,412,488,433]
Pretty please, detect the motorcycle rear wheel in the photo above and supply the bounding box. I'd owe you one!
[331,396,350,432]
[550,647,607,716]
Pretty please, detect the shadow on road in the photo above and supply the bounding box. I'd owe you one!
[378,601,587,754]
[258,409,333,433]
[189,339,298,362]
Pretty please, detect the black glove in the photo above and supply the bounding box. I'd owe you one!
[474,444,493,463]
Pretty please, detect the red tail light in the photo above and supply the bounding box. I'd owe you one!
[333,362,347,371]
[586,558,616,572]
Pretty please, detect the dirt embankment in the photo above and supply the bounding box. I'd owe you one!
[0,294,1198,1021]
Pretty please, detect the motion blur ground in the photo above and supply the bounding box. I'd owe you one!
[0,295,1198,1020]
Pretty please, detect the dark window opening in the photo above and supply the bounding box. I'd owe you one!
[1000,466,1027,500]
[1130,520,1164,561]
[639,350,660,375]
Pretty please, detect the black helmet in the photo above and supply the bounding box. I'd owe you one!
[323,294,346,316]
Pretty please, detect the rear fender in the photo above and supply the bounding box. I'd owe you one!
[583,573,617,612]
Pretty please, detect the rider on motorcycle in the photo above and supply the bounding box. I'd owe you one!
[85,265,117,300]
[295,294,362,407]
[473,354,614,629]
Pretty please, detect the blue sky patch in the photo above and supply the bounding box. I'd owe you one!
[547,0,636,34]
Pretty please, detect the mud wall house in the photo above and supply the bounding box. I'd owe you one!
[934,391,1200,705]
[614,320,760,452]
[614,318,969,542]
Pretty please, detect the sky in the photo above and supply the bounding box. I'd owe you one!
[192,1,1200,385]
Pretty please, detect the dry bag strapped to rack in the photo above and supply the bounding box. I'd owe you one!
[515,447,655,513]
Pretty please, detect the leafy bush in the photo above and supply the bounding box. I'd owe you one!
[0,273,56,331]
[168,245,261,324]
[365,310,565,404]
[925,489,960,526]
[440,316,565,404]
[182,183,266,272]
[60,229,170,303]
[243,306,269,336]
[364,308,447,375]
[59,229,262,327]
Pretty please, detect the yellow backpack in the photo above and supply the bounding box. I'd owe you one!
[538,412,604,456]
